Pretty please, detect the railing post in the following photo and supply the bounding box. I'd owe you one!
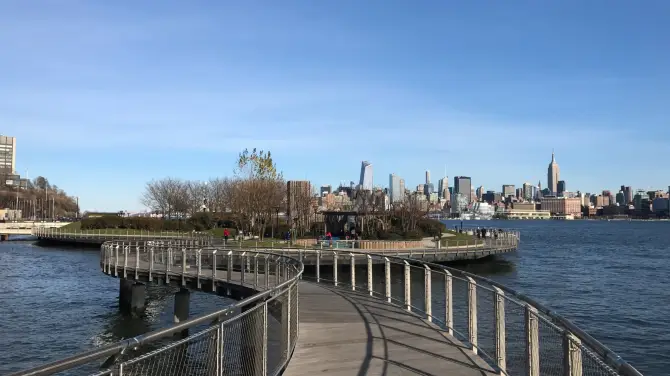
[216,323,222,376]
[563,332,583,376]
[467,276,478,354]
[212,250,217,292]
[367,255,373,296]
[525,305,540,376]
[262,301,268,376]
[123,244,129,279]
[149,246,154,282]
[241,252,247,285]
[227,251,233,283]
[287,285,292,357]
[181,248,187,286]
[350,253,356,291]
[493,286,506,375]
[444,269,453,335]
[135,245,140,280]
[165,247,170,284]
[264,256,270,289]
[424,265,432,322]
[316,250,321,283]
[254,254,259,287]
[333,251,338,287]
[197,249,202,289]
[404,260,411,311]
[275,257,281,285]
[384,257,391,303]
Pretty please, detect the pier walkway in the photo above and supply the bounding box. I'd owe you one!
[10,238,643,376]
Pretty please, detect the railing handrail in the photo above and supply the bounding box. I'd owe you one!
[9,241,303,376]
[13,235,641,376]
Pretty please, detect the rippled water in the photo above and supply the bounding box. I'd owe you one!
[1,221,668,375]
[0,240,235,375]
[448,220,670,376]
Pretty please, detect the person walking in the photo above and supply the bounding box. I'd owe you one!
[223,228,230,246]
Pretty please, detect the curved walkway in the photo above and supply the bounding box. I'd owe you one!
[285,281,494,375]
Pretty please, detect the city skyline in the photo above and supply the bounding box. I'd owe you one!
[2,2,669,211]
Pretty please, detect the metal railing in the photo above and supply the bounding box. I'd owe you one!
[32,227,213,243]
[11,236,642,376]
[301,249,643,376]
[10,241,302,376]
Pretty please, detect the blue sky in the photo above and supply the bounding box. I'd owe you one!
[1,1,669,211]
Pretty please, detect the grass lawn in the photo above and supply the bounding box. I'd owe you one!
[440,230,482,247]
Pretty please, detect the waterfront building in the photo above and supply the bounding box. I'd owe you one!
[502,184,515,198]
[454,176,472,204]
[516,187,523,200]
[547,151,560,195]
[500,209,551,220]
[616,191,625,205]
[557,180,566,196]
[620,185,633,204]
[0,134,16,175]
[522,183,533,201]
[540,197,581,216]
[359,161,373,191]
[652,197,669,216]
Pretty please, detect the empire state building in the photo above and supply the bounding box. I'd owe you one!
[547,151,560,195]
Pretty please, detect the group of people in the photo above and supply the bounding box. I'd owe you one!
[475,227,506,239]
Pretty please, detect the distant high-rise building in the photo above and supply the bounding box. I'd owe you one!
[516,187,524,200]
[475,186,484,200]
[359,161,373,190]
[437,177,449,199]
[616,191,625,205]
[502,185,515,198]
[454,176,472,204]
[389,174,405,202]
[557,180,566,196]
[523,183,533,201]
[620,185,633,204]
[425,170,431,185]
[0,135,16,174]
[547,151,560,195]
[320,185,332,197]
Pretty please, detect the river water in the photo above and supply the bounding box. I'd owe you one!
[0,221,668,375]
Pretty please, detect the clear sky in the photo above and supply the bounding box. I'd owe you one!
[2,1,669,211]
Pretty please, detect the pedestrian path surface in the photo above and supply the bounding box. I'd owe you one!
[284,281,497,376]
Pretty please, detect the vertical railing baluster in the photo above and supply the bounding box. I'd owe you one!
[350,253,356,291]
[444,269,453,336]
[493,286,506,375]
[563,332,583,376]
[265,256,270,290]
[424,265,432,322]
[467,276,478,354]
[227,251,233,283]
[404,261,411,311]
[316,250,321,283]
[262,302,268,376]
[254,254,259,287]
[525,305,540,376]
[123,244,128,279]
[181,248,186,286]
[135,245,140,280]
[385,257,391,303]
[212,250,217,292]
[241,252,246,285]
[333,251,338,287]
[367,255,373,296]
[197,249,202,289]
[149,246,154,282]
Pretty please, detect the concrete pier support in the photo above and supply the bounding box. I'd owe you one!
[119,279,146,316]
[174,288,190,338]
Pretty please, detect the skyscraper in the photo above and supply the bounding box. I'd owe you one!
[454,176,472,204]
[437,177,449,199]
[475,186,484,200]
[557,180,566,196]
[547,151,560,195]
[502,185,515,198]
[359,161,373,190]
[523,183,533,201]
[389,174,404,202]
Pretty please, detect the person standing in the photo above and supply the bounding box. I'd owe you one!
[223,228,230,246]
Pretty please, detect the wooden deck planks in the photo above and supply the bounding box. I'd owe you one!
[284,281,497,376]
